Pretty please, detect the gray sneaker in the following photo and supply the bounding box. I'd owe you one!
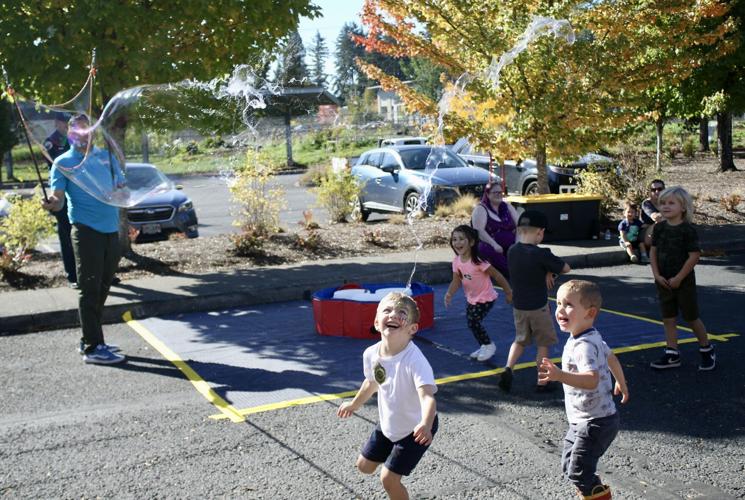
[83,345,125,365]
[79,341,121,355]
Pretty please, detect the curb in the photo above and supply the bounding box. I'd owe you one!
[2,237,742,336]
[0,252,625,335]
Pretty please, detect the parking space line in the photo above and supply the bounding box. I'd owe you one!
[208,331,738,421]
[123,304,738,423]
[123,311,245,423]
[206,303,739,420]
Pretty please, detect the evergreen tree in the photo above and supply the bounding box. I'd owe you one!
[308,31,329,86]
[273,31,310,87]
[401,57,446,102]
[335,23,370,102]
[334,22,409,104]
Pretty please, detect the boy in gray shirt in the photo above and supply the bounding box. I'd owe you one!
[539,280,629,500]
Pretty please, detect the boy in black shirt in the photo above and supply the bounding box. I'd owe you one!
[499,210,571,393]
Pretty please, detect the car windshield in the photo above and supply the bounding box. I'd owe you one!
[127,166,171,191]
[399,148,466,170]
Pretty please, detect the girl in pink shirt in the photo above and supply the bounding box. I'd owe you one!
[445,225,513,361]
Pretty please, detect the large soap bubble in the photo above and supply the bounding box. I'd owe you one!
[15,64,277,208]
[15,92,169,207]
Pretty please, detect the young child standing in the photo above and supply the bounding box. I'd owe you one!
[618,202,648,263]
[337,292,438,500]
[539,280,629,500]
[498,210,570,392]
[649,186,715,370]
[444,225,513,362]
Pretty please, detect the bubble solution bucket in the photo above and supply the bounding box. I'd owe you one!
[312,282,435,339]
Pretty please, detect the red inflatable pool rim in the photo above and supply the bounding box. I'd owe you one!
[312,282,435,339]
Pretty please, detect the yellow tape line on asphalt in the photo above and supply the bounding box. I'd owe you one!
[208,304,739,420]
[122,311,245,423]
[121,306,737,422]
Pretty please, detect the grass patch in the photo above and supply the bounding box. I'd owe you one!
[435,194,479,218]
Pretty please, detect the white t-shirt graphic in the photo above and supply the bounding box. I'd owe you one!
[363,341,437,442]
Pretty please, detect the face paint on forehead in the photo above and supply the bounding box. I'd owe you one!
[379,299,411,323]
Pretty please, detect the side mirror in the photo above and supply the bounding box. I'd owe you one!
[175,184,184,190]
[381,165,398,174]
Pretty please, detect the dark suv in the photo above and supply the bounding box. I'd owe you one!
[450,139,614,195]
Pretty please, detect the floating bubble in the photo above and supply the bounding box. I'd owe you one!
[14,64,278,208]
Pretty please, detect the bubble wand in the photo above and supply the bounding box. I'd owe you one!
[2,65,49,201]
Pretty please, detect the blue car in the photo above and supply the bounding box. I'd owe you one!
[125,163,199,241]
[351,145,497,221]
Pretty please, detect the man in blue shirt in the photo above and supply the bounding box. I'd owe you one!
[42,114,126,365]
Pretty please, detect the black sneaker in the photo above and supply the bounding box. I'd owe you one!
[498,367,513,393]
[650,348,681,369]
[698,345,716,371]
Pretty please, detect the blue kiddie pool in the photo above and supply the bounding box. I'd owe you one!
[312,282,435,339]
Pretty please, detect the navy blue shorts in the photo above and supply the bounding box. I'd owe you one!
[361,414,439,476]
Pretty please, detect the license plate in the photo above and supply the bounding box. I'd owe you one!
[142,223,162,235]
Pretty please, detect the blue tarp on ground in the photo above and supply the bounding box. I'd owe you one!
[136,283,692,412]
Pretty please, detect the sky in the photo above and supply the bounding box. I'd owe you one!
[297,0,365,81]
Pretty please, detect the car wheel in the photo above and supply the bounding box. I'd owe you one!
[523,180,539,196]
[404,192,423,215]
[350,197,370,222]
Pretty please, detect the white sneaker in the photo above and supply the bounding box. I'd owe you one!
[470,347,483,359]
[477,343,496,361]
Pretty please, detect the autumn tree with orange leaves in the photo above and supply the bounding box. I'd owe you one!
[354,0,734,193]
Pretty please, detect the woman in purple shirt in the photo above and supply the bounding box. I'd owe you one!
[471,183,519,279]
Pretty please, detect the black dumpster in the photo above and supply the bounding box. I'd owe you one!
[505,194,602,242]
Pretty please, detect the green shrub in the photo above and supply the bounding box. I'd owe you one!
[576,165,629,221]
[682,138,696,158]
[0,190,55,273]
[230,228,266,256]
[204,136,225,149]
[315,166,361,223]
[614,146,658,206]
[299,165,329,187]
[228,149,285,253]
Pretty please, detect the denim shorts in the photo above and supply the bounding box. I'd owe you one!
[361,414,439,476]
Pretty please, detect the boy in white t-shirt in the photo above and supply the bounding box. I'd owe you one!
[337,292,438,500]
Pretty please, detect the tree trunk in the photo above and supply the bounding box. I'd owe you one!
[698,116,709,152]
[535,144,549,194]
[4,150,13,182]
[284,107,294,167]
[717,112,737,172]
[141,131,149,163]
[655,117,664,172]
